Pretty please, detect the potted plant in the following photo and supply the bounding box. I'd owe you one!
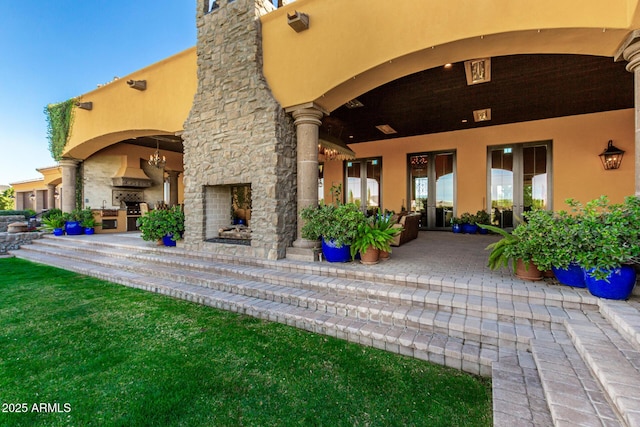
[460,212,478,234]
[138,206,185,247]
[300,202,367,262]
[475,210,491,234]
[41,212,66,236]
[480,222,543,280]
[450,216,463,233]
[80,208,100,235]
[571,196,640,299]
[350,215,402,264]
[63,209,84,235]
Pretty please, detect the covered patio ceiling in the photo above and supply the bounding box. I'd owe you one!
[322,54,634,145]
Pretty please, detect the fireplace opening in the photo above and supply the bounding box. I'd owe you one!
[204,184,252,244]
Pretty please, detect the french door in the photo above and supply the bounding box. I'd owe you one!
[345,158,382,213]
[487,141,552,228]
[408,151,456,230]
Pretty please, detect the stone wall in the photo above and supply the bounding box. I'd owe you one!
[0,215,27,232]
[0,232,44,254]
[182,0,297,260]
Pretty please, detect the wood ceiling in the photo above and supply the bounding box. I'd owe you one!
[322,54,634,144]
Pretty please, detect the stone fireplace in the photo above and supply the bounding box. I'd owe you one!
[182,0,297,259]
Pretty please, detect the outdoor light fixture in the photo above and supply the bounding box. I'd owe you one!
[127,79,147,91]
[54,190,60,200]
[148,139,166,169]
[599,140,625,170]
[29,192,35,201]
[464,58,491,85]
[75,101,93,110]
[287,11,309,32]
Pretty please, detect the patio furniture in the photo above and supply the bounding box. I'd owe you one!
[390,213,420,246]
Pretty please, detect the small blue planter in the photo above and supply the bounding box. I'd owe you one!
[584,265,636,300]
[53,228,64,236]
[552,263,586,288]
[321,238,351,263]
[84,227,95,235]
[452,224,462,233]
[65,221,83,235]
[462,223,478,234]
[162,234,177,247]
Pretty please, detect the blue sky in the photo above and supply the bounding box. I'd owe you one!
[0,1,197,186]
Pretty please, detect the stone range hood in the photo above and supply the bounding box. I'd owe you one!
[111,155,153,188]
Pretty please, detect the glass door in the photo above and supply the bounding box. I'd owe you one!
[409,151,456,230]
[488,142,551,228]
[346,158,382,213]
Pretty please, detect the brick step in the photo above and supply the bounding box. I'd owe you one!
[566,318,640,426]
[598,299,640,353]
[531,331,624,426]
[31,237,595,322]
[10,248,498,377]
[16,242,540,349]
[38,235,599,312]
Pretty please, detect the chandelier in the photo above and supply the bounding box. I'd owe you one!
[318,131,356,161]
[148,139,166,169]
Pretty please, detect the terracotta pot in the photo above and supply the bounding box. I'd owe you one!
[379,250,390,260]
[360,246,380,265]
[515,259,543,281]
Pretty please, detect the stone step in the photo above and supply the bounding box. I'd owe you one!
[598,299,640,353]
[37,235,599,312]
[10,248,498,377]
[17,243,563,351]
[566,318,640,426]
[29,237,590,325]
[531,331,624,426]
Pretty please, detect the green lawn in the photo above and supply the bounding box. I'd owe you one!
[0,257,492,426]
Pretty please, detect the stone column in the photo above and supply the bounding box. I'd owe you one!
[46,184,56,210]
[616,30,640,196]
[59,159,79,213]
[291,107,323,248]
[167,171,180,207]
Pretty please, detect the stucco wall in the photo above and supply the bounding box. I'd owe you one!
[324,109,634,216]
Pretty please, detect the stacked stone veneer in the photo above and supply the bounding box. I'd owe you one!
[182,0,297,260]
[0,216,27,233]
[0,232,43,254]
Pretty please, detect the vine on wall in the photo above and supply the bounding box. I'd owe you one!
[44,99,76,161]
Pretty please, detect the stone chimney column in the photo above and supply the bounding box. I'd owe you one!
[59,158,79,213]
[290,106,324,248]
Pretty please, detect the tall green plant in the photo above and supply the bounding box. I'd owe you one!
[45,98,76,161]
[0,187,15,210]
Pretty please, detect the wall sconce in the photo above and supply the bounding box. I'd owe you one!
[75,101,93,110]
[29,192,35,201]
[287,11,309,32]
[54,190,60,200]
[599,140,625,170]
[127,79,147,91]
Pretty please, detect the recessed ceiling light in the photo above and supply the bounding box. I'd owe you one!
[464,58,491,85]
[344,98,364,109]
[473,108,492,122]
[444,63,453,69]
[375,124,397,135]
[461,119,468,123]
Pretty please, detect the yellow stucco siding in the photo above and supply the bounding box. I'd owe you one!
[326,109,634,215]
[262,0,637,111]
[65,47,196,159]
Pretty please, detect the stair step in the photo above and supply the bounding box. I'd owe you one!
[598,299,640,353]
[11,249,498,377]
[566,318,640,427]
[36,235,599,311]
[16,243,559,351]
[531,333,623,426]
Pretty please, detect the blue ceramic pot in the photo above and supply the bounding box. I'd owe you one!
[53,228,64,236]
[162,234,177,247]
[584,265,636,300]
[452,224,462,233]
[65,221,83,235]
[84,227,95,235]
[462,223,478,234]
[321,237,351,263]
[552,263,586,288]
